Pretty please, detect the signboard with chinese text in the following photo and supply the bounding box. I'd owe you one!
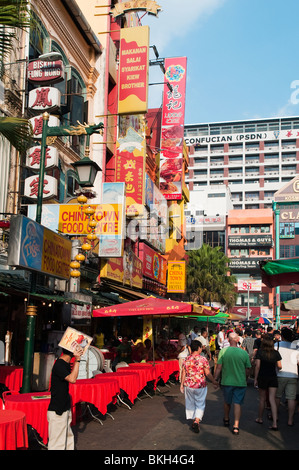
[115,126,146,216]
[111,1,161,17]
[167,261,186,293]
[24,175,57,200]
[29,115,60,139]
[8,215,72,280]
[159,57,187,200]
[100,252,143,289]
[118,26,149,115]
[28,87,61,113]
[26,146,59,170]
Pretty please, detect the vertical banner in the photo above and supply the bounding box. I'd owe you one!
[118,26,149,115]
[116,117,146,217]
[159,57,187,200]
[142,316,153,343]
[167,260,186,293]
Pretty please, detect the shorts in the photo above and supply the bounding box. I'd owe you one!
[222,386,247,405]
[276,377,298,400]
[257,376,278,390]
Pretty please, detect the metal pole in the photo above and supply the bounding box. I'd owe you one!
[273,202,281,329]
[247,283,250,322]
[21,113,49,393]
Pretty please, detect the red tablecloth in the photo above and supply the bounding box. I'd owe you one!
[69,377,120,424]
[0,409,28,450]
[0,366,23,392]
[119,364,157,390]
[103,371,140,403]
[149,360,179,383]
[4,392,50,445]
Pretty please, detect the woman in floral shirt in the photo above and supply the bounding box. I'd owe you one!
[180,340,219,433]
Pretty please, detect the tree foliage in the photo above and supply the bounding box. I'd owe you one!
[187,244,237,310]
[0,0,33,152]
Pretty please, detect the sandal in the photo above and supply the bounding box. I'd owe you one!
[232,426,239,435]
[255,418,263,424]
[269,425,278,431]
[192,421,200,433]
[223,418,230,427]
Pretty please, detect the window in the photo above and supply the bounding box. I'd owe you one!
[280,245,295,258]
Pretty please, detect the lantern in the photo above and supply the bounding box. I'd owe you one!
[81,242,92,252]
[75,253,85,262]
[70,260,80,269]
[77,194,87,206]
[84,206,95,218]
[70,269,81,278]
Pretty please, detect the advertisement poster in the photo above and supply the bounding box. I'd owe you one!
[139,243,167,285]
[100,248,143,290]
[58,327,92,355]
[159,57,187,200]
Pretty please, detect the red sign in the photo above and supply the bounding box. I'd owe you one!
[139,243,167,285]
[159,57,187,200]
[28,60,64,83]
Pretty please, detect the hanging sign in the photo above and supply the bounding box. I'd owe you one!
[24,175,58,200]
[28,59,65,84]
[26,146,59,170]
[28,87,61,113]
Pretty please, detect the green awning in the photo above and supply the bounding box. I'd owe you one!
[260,258,299,288]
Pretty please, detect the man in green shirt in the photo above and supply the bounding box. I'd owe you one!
[214,332,251,435]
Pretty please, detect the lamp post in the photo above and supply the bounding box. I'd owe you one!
[22,113,49,393]
[21,114,102,393]
[273,202,281,329]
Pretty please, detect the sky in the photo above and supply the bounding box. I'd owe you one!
[142,0,299,125]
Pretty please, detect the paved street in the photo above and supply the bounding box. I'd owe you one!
[66,378,299,452]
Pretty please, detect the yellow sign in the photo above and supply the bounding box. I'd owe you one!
[142,316,153,343]
[167,261,186,293]
[58,204,123,236]
[41,228,72,279]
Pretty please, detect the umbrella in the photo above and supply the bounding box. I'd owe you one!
[92,297,194,318]
[257,317,271,325]
[260,258,299,288]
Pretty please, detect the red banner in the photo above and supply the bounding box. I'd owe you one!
[159,57,187,200]
[139,243,167,285]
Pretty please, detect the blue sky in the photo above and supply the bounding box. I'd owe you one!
[142,0,299,125]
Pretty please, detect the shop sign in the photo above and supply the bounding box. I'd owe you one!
[28,87,61,113]
[115,126,146,216]
[111,1,161,17]
[229,257,272,271]
[28,59,64,84]
[26,146,59,170]
[237,279,262,292]
[8,215,72,280]
[24,175,57,200]
[118,26,149,115]
[167,261,186,293]
[228,235,273,247]
[139,243,167,285]
[159,57,187,200]
[29,115,60,139]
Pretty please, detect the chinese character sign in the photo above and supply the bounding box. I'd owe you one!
[159,57,187,200]
[116,126,146,216]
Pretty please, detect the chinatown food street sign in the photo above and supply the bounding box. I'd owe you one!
[27,59,65,84]
[8,215,72,280]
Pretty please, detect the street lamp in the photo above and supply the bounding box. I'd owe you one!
[71,156,101,187]
[290,285,296,299]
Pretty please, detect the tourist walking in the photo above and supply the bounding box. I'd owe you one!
[275,327,299,426]
[254,334,282,430]
[180,340,219,433]
[214,332,251,435]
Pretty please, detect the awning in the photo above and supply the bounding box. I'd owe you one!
[260,258,299,288]
[93,297,193,318]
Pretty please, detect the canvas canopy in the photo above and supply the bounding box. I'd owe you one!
[260,258,299,288]
[92,297,216,318]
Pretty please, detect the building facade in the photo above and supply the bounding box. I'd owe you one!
[184,116,299,210]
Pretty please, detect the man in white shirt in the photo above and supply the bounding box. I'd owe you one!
[275,328,299,426]
[217,326,226,350]
[174,329,189,382]
[195,328,211,360]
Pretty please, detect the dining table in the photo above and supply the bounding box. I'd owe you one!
[69,376,120,425]
[118,363,157,391]
[3,391,50,446]
[0,366,23,392]
[103,370,141,404]
[0,409,28,450]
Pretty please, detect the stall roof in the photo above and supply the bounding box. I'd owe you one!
[260,258,299,288]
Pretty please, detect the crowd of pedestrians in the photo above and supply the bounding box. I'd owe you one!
[179,320,299,436]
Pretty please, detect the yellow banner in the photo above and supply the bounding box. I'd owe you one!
[167,261,186,293]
